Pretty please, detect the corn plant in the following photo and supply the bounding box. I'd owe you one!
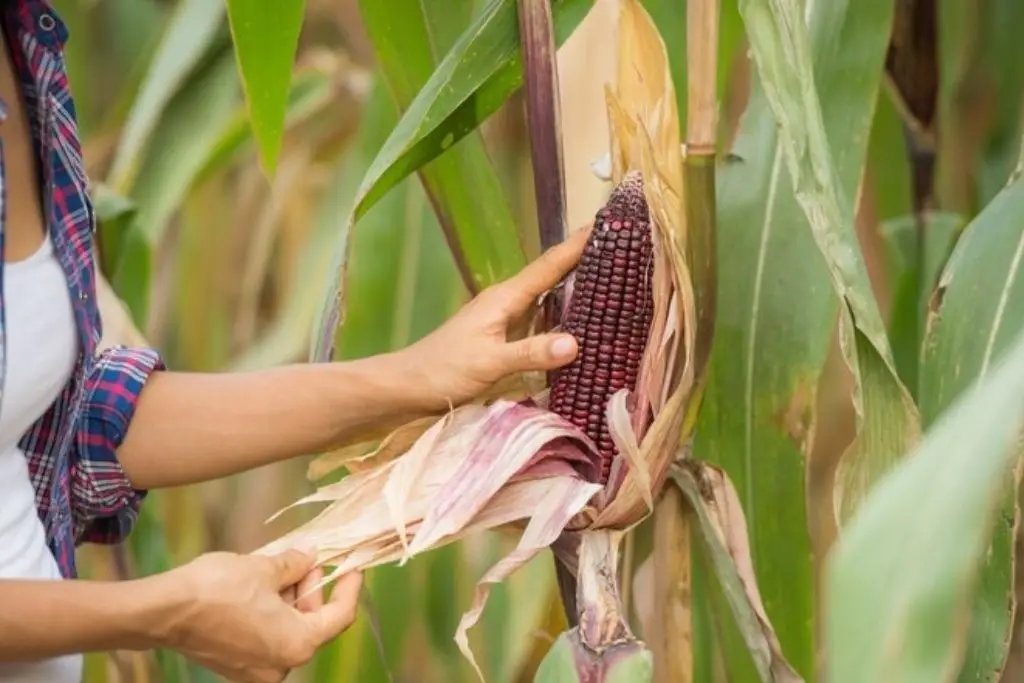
[75,0,1024,680]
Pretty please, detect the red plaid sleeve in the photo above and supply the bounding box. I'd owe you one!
[74,345,165,544]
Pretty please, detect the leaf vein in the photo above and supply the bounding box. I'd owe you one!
[980,225,1024,377]
[744,145,784,523]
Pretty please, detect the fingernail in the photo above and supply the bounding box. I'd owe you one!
[551,335,577,359]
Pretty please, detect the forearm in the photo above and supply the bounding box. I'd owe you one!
[0,576,178,662]
[117,352,436,490]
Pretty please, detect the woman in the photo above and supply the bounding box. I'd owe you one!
[0,2,586,682]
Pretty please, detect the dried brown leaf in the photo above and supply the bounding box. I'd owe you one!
[631,555,656,639]
[97,273,147,350]
[453,476,601,679]
[307,414,442,480]
[670,462,803,683]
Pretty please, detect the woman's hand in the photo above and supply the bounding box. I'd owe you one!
[401,227,591,409]
[161,550,362,683]
[0,550,360,683]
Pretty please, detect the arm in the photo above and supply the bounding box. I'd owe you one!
[109,227,591,492]
[0,575,174,660]
[117,351,435,490]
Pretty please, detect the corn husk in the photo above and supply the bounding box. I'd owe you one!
[258,1,695,678]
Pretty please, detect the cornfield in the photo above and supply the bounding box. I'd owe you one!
[74,0,1024,681]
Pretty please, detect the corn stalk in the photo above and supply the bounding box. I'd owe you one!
[516,0,580,626]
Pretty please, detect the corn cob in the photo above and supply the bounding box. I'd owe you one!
[548,171,654,484]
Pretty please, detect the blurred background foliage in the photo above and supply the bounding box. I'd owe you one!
[61,0,1024,681]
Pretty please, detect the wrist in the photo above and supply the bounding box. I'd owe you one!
[331,352,440,417]
[318,351,441,447]
[373,348,446,412]
[120,571,193,651]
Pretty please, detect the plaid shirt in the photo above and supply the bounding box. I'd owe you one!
[2,1,164,579]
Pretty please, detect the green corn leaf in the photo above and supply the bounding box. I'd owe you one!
[358,0,521,299]
[866,88,913,224]
[606,650,654,683]
[108,0,226,189]
[311,0,596,362]
[936,0,1024,215]
[532,632,653,683]
[827,307,1024,683]
[879,212,963,395]
[671,463,803,683]
[739,0,921,520]
[193,62,338,188]
[109,47,238,328]
[532,633,580,683]
[224,0,306,178]
[129,49,241,236]
[91,185,151,327]
[228,76,396,371]
[971,0,1024,208]
[694,0,900,677]
[918,145,1024,683]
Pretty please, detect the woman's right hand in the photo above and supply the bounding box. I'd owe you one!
[159,549,362,683]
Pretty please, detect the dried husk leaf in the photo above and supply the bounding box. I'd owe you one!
[453,475,601,679]
[577,531,634,650]
[631,555,656,639]
[407,400,600,555]
[536,530,653,682]
[307,414,442,480]
[307,370,545,481]
[97,273,147,350]
[589,0,696,529]
[670,462,803,683]
[257,400,604,681]
[605,390,650,513]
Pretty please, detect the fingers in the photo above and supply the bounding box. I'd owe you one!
[294,567,325,613]
[503,332,579,373]
[266,548,317,590]
[494,227,591,315]
[304,571,364,644]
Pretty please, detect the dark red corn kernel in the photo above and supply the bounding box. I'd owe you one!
[547,172,655,485]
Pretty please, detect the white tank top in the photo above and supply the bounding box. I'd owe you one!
[0,234,82,682]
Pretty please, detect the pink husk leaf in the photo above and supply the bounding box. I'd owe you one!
[407,400,601,556]
[306,414,441,481]
[453,476,602,680]
[604,389,651,514]
[307,476,599,600]
[382,411,452,555]
[256,399,604,608]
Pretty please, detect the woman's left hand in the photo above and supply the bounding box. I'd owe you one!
[400,227,591,409]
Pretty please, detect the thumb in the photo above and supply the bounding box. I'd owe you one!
[505,333,578,373]
[267,548,317,589]
[305,571,364,644]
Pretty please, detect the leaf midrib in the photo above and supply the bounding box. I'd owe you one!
[744,144,785,527]
[979,224,1024,379]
